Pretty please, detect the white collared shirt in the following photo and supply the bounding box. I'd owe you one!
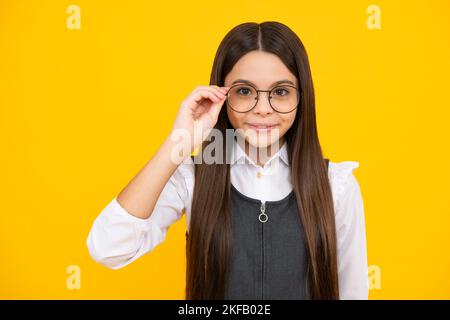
[86,139,369,299]
[229,138,293,203]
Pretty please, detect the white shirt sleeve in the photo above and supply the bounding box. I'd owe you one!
[86,160,192,270]
[329,161,369,300]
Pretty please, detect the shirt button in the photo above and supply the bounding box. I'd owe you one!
[256,172,262,178]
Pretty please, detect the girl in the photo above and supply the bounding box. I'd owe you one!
[87,21,368,300]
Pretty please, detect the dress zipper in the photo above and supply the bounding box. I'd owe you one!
[260,200,266,300]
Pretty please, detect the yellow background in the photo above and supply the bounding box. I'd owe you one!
[1,0,449,299]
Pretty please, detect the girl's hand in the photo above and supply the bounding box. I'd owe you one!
[171,85,230,153]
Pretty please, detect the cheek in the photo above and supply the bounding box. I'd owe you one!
[278,112,297,134]
[226,108,247,129]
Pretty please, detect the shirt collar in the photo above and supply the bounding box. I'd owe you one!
[230,137,289,168]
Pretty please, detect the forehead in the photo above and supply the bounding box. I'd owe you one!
[224,50,298,87]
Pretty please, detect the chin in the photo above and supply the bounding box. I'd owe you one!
[242,127,283,149]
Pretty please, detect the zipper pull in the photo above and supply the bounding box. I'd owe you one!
[259,201,268,223]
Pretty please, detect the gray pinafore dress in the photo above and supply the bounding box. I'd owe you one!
[189,157,329,300]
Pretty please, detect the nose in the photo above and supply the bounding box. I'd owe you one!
[252,91,273,115]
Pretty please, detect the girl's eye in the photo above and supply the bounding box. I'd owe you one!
[237,87,253,96]
[272,87,289,96]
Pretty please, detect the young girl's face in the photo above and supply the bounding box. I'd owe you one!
[224,50,298,149]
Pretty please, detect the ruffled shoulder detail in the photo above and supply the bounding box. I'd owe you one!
[328,160,360,214]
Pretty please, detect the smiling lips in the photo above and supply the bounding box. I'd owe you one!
[246,123,278,132]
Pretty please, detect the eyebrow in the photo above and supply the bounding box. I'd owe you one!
[231,79,296,87]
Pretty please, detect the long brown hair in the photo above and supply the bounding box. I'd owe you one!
[186,21,339,299]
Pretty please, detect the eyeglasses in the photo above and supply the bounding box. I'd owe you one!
[225,83,300,113]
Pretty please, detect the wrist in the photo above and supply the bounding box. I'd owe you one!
[164,132,193,165]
